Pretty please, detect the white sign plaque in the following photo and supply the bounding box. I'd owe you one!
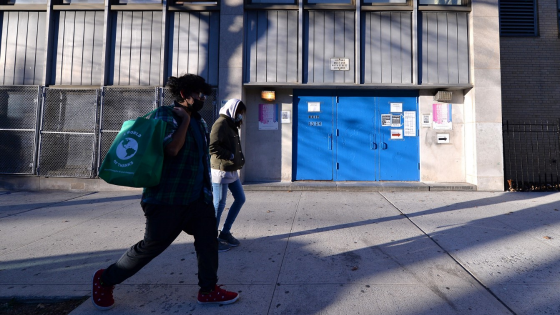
[330,58,350,71]
[390,102,403,113]
[281,111,291,124]
[390,129,404,140]
[308,102,321,112]
[381,114,391,126]
[421,113,432,127]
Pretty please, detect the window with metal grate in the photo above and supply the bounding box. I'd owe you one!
[499,0,538,36]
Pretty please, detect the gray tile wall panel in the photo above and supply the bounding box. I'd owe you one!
[276,11,287,82]
[208,12,219,86]
[111,11,162,86]
[246,13,257,83]
[81,13,94,84]
[3,13,18,85]
[266,11,277,82]
[14,13,27,84]
[169,12,219,86]
[363,12,412,84]
[343,11,354,83]
[306,11,355,84]
[286,11,298,82]
[401,13,412,83]
[24,12,39,85]
[72,12,85,85]
[0,15,8,85]
[380,13,391,83]
[149,13,162,85]
[457,13,468,84]
[437,13,448,83]
[197,12,210,81]
[256,11,267,82]
[421,12,469,85]
[245,10,299,83]
[447,13,458,84]
[54,11,103,85]
[0,12,46,85]
[187,13,199,75]
[130,13,142,85]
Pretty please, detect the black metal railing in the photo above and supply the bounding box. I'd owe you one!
[503,119,560,191]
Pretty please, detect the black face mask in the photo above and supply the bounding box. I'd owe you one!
[188,99,205,112]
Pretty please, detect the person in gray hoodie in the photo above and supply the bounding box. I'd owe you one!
[209,99,246,252]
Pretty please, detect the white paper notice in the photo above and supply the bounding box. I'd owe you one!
[404,111,416,137]
[381,114,391,126]
[281,111,291,124]
[308,102,321,112]
[390,103,403,113]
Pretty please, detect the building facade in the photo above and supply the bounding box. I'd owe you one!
[0,0,505,191]
[500,0,560,190]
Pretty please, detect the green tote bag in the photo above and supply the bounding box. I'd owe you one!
[99,109,167,188]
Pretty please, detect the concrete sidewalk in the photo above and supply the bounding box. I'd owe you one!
[1,190,559,314]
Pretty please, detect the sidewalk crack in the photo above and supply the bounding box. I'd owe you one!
[267,191,303,314]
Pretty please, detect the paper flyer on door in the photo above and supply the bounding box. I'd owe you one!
[259,104,278,130]
[432,103,452,130]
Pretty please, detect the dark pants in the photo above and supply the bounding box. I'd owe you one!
[101,198,218,291]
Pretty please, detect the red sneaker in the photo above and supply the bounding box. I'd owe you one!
[92,269,115,310]
[197,285,239,305]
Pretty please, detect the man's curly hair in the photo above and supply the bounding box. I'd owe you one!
[167,74,212,103]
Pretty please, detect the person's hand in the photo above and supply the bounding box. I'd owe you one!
[173,106,191,123]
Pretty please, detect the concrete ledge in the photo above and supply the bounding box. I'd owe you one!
[244,181,477,192]
[0,176,477,192]
[0,176,142,192]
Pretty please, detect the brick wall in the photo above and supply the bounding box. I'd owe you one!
[500,0,560,121]
[500,0,560,189]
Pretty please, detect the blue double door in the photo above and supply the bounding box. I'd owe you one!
[294,90,419,181]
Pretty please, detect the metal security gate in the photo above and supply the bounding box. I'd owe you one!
[294,90,419,181]
[0,86,41,174]
[97,87,159,172]
[38,88,99,178]
[503,120,560,191]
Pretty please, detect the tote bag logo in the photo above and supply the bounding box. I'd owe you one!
[99,108,165,188]
[116,137,139,161]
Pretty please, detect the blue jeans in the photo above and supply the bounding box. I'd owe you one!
[212,179,245,234]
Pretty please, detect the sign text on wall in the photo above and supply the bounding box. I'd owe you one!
[330,58,350,71]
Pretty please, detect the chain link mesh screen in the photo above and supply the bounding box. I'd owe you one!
[0,86,40,174]
[39,133,97,178]
[42,89,99,133]
[97,87,158,170]
[161,87,219,128]
[0,130,36,174]
[101,88,158,131]
[38,89,99,178]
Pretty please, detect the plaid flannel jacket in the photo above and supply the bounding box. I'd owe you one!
[142,102,212,205]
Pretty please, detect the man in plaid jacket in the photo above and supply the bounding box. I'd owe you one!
[92,74,239,310]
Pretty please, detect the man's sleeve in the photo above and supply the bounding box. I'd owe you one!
[153,107,177,147]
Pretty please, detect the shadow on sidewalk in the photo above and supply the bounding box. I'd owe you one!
[1,192,560,314]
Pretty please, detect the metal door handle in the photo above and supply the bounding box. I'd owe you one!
[382,142,388,150]
[370,134,378,150]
